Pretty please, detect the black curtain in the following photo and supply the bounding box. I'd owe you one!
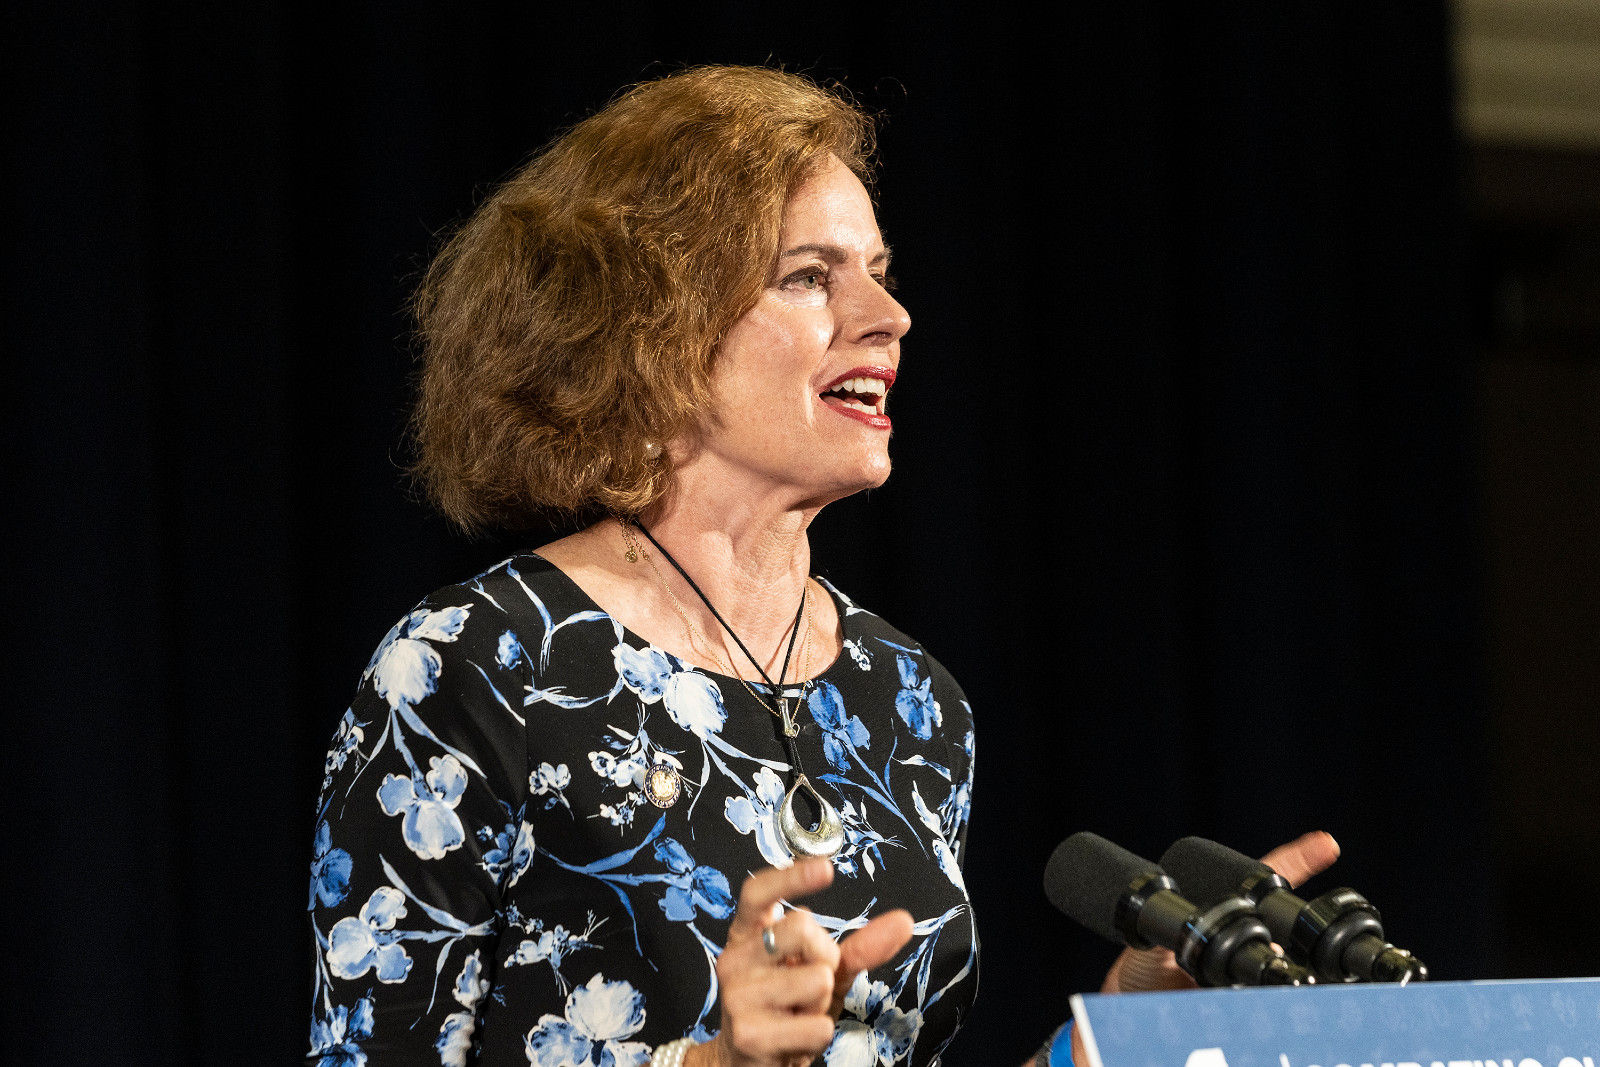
[9,4,1501,1064]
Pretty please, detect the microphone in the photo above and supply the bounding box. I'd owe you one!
[1159,836,1428,985]
[1044,832,1314,987]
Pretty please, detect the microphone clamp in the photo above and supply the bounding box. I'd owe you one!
[1290,887,1428,985]
[1177,898,1314,987]
[1113,870,1180,950]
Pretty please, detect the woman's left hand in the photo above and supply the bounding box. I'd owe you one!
[1099,830,1342,995]
[691,858,913,1067]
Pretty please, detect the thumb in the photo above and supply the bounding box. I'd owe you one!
[830,910,913,1015]
[1260,830,1340,889]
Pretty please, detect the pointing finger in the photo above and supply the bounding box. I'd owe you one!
[729,858,834,939]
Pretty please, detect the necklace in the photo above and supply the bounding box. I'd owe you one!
[619,518,844,859]
[620,520,812,735]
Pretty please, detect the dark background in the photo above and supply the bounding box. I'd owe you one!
[9,2,1598,1064]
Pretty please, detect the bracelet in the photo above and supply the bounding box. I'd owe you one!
[651,1037,695,1067]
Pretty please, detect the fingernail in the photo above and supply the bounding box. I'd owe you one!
[1324,832,1341,856]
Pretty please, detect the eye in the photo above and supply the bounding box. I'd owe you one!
[780,266,829,292]
[875,272,898,292]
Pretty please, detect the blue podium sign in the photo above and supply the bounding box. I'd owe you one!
[1065,979,1600,1067]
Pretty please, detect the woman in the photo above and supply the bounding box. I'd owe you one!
[310,66,965,1067]
[308,65,1336,1067]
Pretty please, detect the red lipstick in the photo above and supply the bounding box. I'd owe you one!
[817,366,895,430]
[820,366,897,392]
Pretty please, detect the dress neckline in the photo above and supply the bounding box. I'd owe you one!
[521,551,852,689]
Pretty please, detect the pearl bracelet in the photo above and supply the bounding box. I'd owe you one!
[650,1037,695,1067]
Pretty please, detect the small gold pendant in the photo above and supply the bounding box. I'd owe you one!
[777,698,798,738]
[643,762,682,809]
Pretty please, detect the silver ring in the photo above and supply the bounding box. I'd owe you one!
[761,925,779,957]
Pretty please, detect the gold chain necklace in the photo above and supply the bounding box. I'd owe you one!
[618,517,842,859]
[619,518,812,737]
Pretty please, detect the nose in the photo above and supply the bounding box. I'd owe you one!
[845,273,911,350]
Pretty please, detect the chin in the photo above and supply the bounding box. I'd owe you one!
[820,452,892,501]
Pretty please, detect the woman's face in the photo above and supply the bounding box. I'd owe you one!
[696,154,911,507]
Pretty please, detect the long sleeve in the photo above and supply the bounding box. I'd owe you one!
[308,588,534,1065]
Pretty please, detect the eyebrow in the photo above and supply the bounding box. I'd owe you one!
[778,242,892,266]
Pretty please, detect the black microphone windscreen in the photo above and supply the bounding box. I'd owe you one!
[1160,836,1273,906]
[1044,832,1163,943]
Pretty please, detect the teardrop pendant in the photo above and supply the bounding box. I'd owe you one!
[777,774,844,858]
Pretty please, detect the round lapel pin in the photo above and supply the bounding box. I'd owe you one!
[644,762,683,809]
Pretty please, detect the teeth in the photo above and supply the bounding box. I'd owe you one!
[821,375,888,415]
[832,377,887,397]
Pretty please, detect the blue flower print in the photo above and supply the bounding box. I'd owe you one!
[310,994,374,1067]
[807,681,872,771]
[843,637,873,671]
[652,838,734,922]
[613,642,673,703]
[586,714,688,829]
[946,778,971,841]
[310,561,980,1059]
[310,819,353,909]
[529,761,573,814]
[455,948,490,1007]
[596,798,640,831]
[588,749,647,791]
[437,950,490,1067]
[523,973,651,1067]
[378,754,469,860]
[479,801,536,888]
[364,605,471,712]
[504,909,606,994]
[324,709,365,784]
[663,670,727,739]
[611,644,792,823]
[824,972,924,1066]
[326,886,413,983]
[436,1014,473,1067]
[822,577,870,617]
[724,767,793,869]
[498,629,525,671]
[892,654,941,741]
[831,798,899,880]
[911,783,966,892]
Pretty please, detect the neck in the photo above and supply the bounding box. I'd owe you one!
[637,458,822,674]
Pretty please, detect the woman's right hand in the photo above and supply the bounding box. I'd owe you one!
[689,857,913,1067]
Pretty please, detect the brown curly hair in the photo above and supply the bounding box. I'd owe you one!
[409,66,877,532]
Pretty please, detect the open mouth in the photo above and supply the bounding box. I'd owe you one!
[819,370,893,421]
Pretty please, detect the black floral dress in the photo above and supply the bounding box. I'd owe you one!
[308,553,978,1066]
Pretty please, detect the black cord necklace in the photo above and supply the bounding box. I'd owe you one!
[633,521,806,731]
[632,520,843,859]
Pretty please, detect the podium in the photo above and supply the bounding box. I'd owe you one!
[1060,979,1600,1067]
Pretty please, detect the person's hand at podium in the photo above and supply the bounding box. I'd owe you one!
[1099,830,1340,993]
[1054,831,1341,1067]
